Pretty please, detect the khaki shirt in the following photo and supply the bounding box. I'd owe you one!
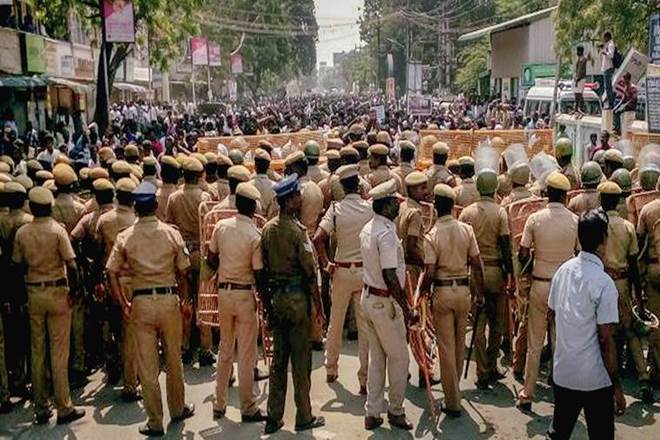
[396,198,425,264]
[368,166,402,192]
[458,197,509,263]
[156,183,177,221]
[424,215,480,279]
[392,162,415,196]
[308,165,330,184]
[214,178,231,203]
[604,210,638,271]
[562,164,581,190]
[636,198,660,261]
[96,205,136,260]
[568,189,600,215]
[358,160,370,177]
[84,197,99,215]
[209,214,263,284]
[426,165,456,190]
[261,214,317,287]
[318,193,373,263]
[211,194,263,216]
[500,186,534,208]
[71,203,113,242]
[454,178,479,207]
[0,209,33,263]
[143,176,161,188]
[166,183,210,245]
[520,202,579,278]
[329,174,371,202]
[13,217,76,282]
[251,174,279,219]
[52,193,86,233]
[360,214,405,289]
[300,177,324,233]
[106,216,190,289]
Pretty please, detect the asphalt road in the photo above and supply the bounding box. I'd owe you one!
[0,339,658,439]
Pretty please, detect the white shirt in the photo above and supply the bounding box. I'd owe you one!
[36,149,61,166]
[319,194,373,263]
[359,214,405,290]
[548,251,619,391]
[601,40,615,72]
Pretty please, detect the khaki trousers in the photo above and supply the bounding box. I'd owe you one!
[27,286,74,418]
[432,285,470,411]
[513,275,532,375]
[132,294,185,432]
[614,279,648,381]
[475,266,506,381]
[0,311,8,403]
[646,264,660,381]
[184,249,212,353]
[214,289,258,415]
[361,290,408,418]
[120,277,138,393]
[324,266,368,386]
[522,280,555,399]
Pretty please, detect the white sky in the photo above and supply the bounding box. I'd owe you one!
[314,0,364,67]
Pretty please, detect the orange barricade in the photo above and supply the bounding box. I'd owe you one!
[196,130,326,154]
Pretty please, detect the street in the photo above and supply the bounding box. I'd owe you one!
[0,337,657,439]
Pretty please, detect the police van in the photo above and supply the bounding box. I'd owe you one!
[523,79,602,119]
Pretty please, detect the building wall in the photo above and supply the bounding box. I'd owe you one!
[528,17,556,64]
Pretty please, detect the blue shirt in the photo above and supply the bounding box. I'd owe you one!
[548,251,619,391]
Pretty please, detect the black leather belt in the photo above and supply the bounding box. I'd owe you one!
[26,278,67,288]
[218,282,253,290]
[433,277,469,287]
[365,285,390,297]
[532,276,553,282]
[133,287,175,296]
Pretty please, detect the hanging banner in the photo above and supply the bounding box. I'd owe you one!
[385,77,395,100]
[208,43,222,67]
[103,0,136,43]
[650,14,660,65]
[230,53,243,74]
[25,34,46,73]
[191,37,208,65]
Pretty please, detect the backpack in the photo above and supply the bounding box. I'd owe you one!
[612,46,624,69]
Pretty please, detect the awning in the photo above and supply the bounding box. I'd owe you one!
[113,82,149,94]
[48,77,92,94]
[458,6,557,42]
[0,76,48,88]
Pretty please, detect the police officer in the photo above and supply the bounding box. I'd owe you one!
[568,161,603,215]
[12,187,86,424]
[517,172,579,411]
[366,144,402,190]
[354,141,371,177]
[610,168,633,219]
[318,149,342,208]
[360,179,415,431]
[398,171,429,284]
[251,149,278,219]
[500,161,533,207]
[599,181,652,403]
[392,141,416,195]
[454,156,479,207]
[603,148,624,179]
[214,154,233,201]
[555,137,581,190]
[459,166,512,389]
[207,182,267,422]
[313,164,372,393]
[261,174,325,434]
[304,140,329,184]
[337,146,371,199]
[166,157,213,365]
[156,155,180,221]
[106,181,195,436]
[213,165,253,211]
[426,142,456,189]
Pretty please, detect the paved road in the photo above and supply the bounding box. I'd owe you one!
[1,339,657,439]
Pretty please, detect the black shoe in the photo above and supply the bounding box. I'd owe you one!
[387,412,413,430]
[311,341,324,352]
[198,351,216,367]
[517,399,532,413]
[57,408,86,425]
[0,400,12,414]
[359,385,367,395]
[295,415,326,431]
[264,419,284,434]
[34,410,52,425]
[418,370,441,388]
[641,383,654,404]
[242,410,267,423]
[213,408,225,419]
[441,406,461,418]
[364,415,384,430]
[489,368,507,382]
[182,350,193,365]
[475,378,490,390]
[139,423,164,436]
[254,368,269,381]
[171,403,195,422]
[121,390,142,402]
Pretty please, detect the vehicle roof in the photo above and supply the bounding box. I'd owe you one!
[526,86,599,100]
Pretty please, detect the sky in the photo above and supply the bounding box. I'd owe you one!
[314,0,364,67]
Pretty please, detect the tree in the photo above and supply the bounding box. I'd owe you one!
[33,0,202,134]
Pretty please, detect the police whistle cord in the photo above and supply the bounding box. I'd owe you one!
[406,271,438,418]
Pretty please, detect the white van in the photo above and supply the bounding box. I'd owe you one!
[524,80,602,118]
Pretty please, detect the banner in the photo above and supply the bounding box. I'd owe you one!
[25,34,46,73]
[208,43,222,66]
[230,53,243,74]
[650,14,660,65]
[647,75,660,133]
[103,0,135,43]
[521,63,556,88]
[385,77,395,100]
[191,37,208,65]
[407,94,431,116]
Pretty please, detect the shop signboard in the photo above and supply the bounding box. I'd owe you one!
[521,63,556,88]
[26,34,46,73]
[0,28,21,74]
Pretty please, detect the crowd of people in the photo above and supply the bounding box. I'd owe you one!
[0,97,659,439]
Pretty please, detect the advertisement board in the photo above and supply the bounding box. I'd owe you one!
[26,34,46,73]
[191,37,208,66]
[103,0,136,43]
[208,43,222,67]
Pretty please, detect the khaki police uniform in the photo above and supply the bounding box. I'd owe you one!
[392,162,415,196]
[459,196,510,382]
[106,215,191,432]
[397,197,425,282]
[454,178,479,207]
[424,214,480,411]
[426,164,456,190]
[368,165,402,192]
[318,194,372,386]
[13,217,77,419]
[156,183,177,221]
[519,202,578,400]
[209,214,262,416]
[308,164,330,184]
[561,164,581,190]
[359,214,409,418]
[251,174,278,219]
[500,186,534,208]
[262,213,318,426]
[567,189,600,215]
